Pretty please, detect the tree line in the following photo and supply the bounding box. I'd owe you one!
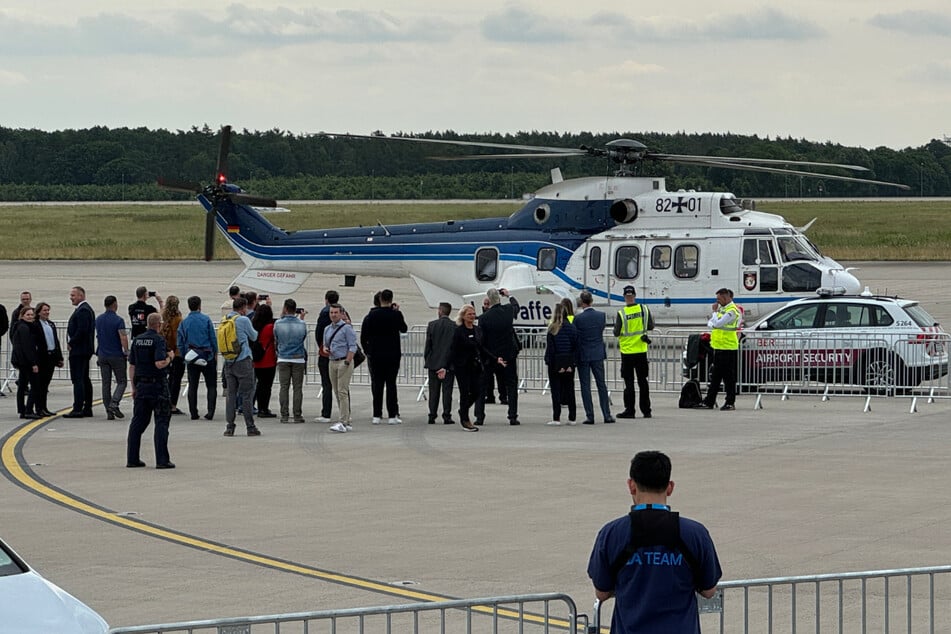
[0,125,948,200]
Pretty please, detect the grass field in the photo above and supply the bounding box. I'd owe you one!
[0,200,948,261]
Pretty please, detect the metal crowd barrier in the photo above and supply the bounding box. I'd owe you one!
[107,592,586,634]
[699,565,951,633]
[5,323,948,407]
[737,331,951,408]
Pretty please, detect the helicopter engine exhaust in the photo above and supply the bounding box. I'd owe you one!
[610,199,638,224]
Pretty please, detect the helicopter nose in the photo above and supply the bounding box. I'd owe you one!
[825,268,862,294]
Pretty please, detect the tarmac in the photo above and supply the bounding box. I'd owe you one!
[1,260,950,629]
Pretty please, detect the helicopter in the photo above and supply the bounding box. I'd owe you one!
[158,127,909,326]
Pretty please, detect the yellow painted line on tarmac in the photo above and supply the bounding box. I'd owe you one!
[1,416,578,630]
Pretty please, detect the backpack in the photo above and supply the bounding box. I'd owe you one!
[217,315,241,360]
[679,379,703,409]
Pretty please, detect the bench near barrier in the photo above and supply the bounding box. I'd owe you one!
[3,325,949,411]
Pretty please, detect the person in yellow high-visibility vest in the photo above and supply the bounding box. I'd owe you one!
[613,286,655,419]
[696,288,741,411]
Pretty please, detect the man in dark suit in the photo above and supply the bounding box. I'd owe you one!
[64,286,96,418]
[574,290,615,424]
[423,302,456,425]
[478,288,521,425]
[360,289,408,424]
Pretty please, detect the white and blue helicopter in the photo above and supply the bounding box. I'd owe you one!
[159,127,909,326]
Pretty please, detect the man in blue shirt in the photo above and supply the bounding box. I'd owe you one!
[588,451,721,633]
[221,297,260,437]
[177,295,218,421]
[324,304,357,433]
[95,295,130,420]
[273,298,308,424]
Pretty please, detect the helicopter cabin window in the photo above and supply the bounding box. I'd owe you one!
[537,247,557,271]
[475,248,498,282]
[742,239,776,265]
[588,246,602,270]
[651,246,671,270]
[615,246,639,279]
[674,245,699,279]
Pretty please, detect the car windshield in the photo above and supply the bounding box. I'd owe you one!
[0,544,26,577]
[903,303,939,328]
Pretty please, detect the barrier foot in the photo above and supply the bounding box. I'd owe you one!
[541,379,550,396]
[781,385,790,401]
[518,378,526,394]
[316,387,323,399]
[864,395,873,412]
[910,396,918,414]
[416,377,429,403]
[821,384,831,402]
[754,394,764,410]
[928,386,937,404]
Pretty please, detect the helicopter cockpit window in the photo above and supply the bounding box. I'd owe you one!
[651,246,671,269]
[719,195,744,215]
[777,236,819,263]
[475,248,498,282]
[537,247,556,271]
[743,239,776,265]
[614,246,639,279]
[674,245,699,279]
[588,246,602,270]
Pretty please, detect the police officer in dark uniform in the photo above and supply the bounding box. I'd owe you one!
[127,312,175,469]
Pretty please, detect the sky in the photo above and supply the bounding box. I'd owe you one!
[1,1,950,150]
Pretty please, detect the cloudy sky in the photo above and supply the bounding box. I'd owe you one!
[2,1,949,149]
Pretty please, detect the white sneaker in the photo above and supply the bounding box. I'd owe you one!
[313,416,331,423]
[566,420,577,426]
[329,422,348,433]
[388,417,402,425]
[372,417,382,425]
[344,423,353,431]
[546,420,561,426]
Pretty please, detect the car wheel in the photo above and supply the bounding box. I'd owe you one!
[858,349,906,396]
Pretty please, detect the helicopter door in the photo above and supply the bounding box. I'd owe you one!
[741,238,780,294]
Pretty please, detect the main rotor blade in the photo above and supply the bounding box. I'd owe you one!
[228,192,278,207]
[157,177,202,194]
[667,157,910,189]
[204,206,216,262]
[321,132,578,155]
[429,151,588,161]
[650,153,870,172]
[216,125,232,181]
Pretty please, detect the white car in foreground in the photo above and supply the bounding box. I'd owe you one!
[0,537,108,633]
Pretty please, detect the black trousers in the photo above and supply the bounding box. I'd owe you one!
[186,358,217,418]
[620,352,651,416]
[369,357,400,418]
[167,356,185,408]
[455,366,485,425]
[127,382,171,465]
[34,358,57,414]
[705,349,738,406]
[15,365,37,415]
[547,365,576,422]
[254,365,276,412]
[427,369,454,421]
[318,355,333,418]
[69,354,93,413]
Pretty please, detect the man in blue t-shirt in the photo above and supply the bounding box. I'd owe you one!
[95,295,130,420]
[588,451,722,633]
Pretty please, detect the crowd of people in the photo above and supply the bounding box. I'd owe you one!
[1,284,744,466]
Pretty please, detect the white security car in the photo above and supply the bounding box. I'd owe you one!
[0,538,108,633]
[741,290,948,391]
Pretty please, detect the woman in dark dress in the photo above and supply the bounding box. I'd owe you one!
[11,306,40,419]
[33,302,64,417]
[251,304,277,418]
[544,303,579,425]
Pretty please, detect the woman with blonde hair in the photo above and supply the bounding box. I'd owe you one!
[544,302,579,425]
[160,295,185,415]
